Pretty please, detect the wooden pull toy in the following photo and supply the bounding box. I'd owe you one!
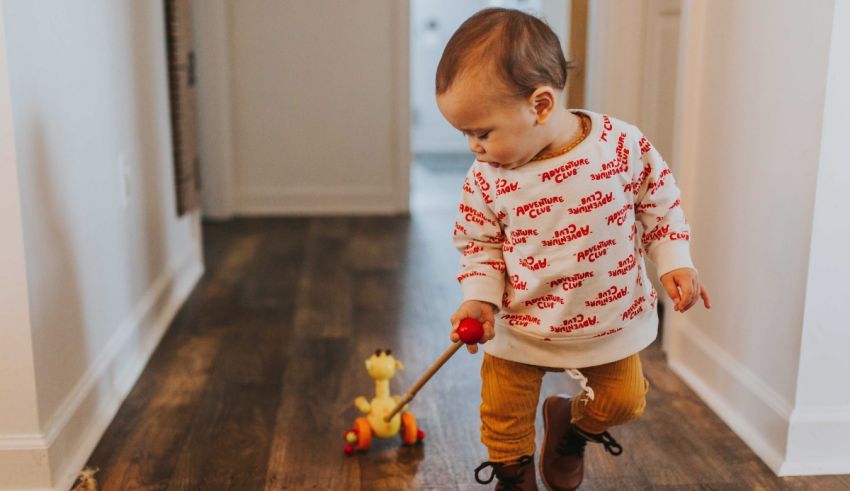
[342,318,484,455]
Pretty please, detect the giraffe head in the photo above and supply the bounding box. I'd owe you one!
[365,349,404,381]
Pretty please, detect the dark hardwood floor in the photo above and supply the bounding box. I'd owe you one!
[80,161,850,490]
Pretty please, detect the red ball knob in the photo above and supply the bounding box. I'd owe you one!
[455,318,484,344]
[344,443,354,455]
[417,429,426,441]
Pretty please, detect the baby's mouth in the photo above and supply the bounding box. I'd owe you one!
[478,159,501,168]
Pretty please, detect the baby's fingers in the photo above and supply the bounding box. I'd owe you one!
[678,280,694,312]
[482,320,495,343]
[660,275,681,310]
[481,305,496,325]
[463,320,493,354]
[700,285,712,309]
[680,280,699,312]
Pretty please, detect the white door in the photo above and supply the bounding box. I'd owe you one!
[639,0,682,171]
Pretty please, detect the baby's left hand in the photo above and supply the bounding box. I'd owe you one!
[659,268,711,313]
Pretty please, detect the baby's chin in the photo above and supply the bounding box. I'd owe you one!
[479,160,530,171]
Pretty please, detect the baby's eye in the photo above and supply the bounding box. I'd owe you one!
[461,130,491,140]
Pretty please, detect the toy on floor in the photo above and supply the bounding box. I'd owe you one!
[343,318,484,455]
[343,349,421,454]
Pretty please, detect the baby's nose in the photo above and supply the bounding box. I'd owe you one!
[467,138,484,154]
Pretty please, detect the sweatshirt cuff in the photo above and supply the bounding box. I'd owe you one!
[651,240,695,278]
[460,276,505,310]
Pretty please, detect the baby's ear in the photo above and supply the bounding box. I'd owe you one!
[530,86,556,124]
[395,360,405,370]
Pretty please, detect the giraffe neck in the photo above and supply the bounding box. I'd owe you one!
[374,379,391,398]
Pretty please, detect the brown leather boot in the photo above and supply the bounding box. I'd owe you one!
[474,455,538,490]
[540,395,623,491]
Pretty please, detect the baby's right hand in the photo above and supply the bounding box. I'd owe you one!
[450,300,496,354]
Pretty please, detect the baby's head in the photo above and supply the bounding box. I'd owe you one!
[436,8,570,170]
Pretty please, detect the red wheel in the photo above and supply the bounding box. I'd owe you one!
[354,417,372,451]
[401,412,419,445]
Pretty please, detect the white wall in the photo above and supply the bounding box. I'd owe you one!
[203,1,410,215]
[0,1,204,489]
[667,0,848,476]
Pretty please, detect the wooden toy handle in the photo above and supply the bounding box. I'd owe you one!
[384,341,463,422]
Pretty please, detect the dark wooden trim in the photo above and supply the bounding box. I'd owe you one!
[164,0,200,216]
[567,0,588,108]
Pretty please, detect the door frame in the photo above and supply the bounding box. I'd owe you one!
[193,0,236,219]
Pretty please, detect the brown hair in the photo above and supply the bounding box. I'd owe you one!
[435,8,569,99]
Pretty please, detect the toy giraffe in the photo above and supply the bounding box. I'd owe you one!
[343,349,424,454]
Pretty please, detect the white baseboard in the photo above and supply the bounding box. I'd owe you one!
[781,408,850,476]
[665,319,791,474]
[237,185,406,216]
[667,319,850,476]
[0,243,204,491]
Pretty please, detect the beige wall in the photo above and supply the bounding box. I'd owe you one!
[0,4,45,486]
[0,1,37,436]
[1,1,204,488]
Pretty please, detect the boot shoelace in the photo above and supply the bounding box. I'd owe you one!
[557,428,623,456]
[474,455,534,489]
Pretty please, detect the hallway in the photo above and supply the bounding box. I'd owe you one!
[2,2,848,489]
[80,162,850,490]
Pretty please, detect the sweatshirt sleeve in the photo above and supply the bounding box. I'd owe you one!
[452,165,506,308]
[630,130,695,277]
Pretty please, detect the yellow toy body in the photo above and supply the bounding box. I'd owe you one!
[343,350,424,454]
[356,394,401,438]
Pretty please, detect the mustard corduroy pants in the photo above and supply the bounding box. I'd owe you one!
[480,351,649,462]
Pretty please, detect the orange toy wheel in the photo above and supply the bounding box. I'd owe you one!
[401,412,419,445]
[354,417,372,451]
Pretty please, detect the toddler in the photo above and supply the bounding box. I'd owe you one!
[438,8,711,491]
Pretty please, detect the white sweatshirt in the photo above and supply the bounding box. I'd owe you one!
[453,110,694,368]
